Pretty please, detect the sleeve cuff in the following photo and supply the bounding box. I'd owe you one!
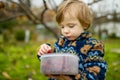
[37,55,41,61]
[46,43,51,46]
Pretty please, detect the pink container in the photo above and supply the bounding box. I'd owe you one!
[40,53,79,75]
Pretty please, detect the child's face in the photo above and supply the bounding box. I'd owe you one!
[59,12,84,40]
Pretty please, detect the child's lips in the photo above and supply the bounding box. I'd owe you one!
[66,36,71,38]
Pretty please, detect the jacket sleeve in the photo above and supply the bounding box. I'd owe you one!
[78,39,107,80]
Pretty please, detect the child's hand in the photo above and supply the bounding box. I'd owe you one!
[57,75,72,80]
[75,74,81,79]
[37,44,52,56]
[46,75,72,80]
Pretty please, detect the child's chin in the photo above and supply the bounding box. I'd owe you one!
[68,38,76,40]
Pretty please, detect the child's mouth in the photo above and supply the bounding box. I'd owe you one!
[66,36,71,38]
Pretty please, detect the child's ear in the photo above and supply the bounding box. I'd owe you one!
[81,23,87,30]
[83,24,90,30]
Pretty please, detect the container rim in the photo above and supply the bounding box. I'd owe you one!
[40,53,79,60]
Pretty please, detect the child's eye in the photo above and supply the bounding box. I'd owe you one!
[69,25,74,28]
[61,26,64,28]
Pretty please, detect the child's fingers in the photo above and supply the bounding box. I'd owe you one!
[59,75,70,80]
[42,45,52,53]
[39,48,46,55]
[75,74,81,79]
[40,46,50,54]
[37,47,41,55]
[37,49,43,55]
[37,44,52,55]
[37,44,46,54]
[46,46,52,53]
[37,52,41,56]
[43,45,49,52]
[37,47,46,55]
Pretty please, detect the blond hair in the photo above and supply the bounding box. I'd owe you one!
[56,0,92,30]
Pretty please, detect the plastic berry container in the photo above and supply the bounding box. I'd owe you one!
[40,53,79,75]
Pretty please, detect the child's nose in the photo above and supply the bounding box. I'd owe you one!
[64,28,69,34]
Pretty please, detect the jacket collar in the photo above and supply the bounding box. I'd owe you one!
[62,31,92,41]
[76,31,92,41]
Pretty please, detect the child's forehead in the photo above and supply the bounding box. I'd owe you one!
[57,15,77,25]
[62,17,77,22]
[59,18,79,26]
[63,11,77,20]
[63,3,79,17]
[58,12,79,25]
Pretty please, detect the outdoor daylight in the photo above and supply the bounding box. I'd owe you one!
[0,0,120,80]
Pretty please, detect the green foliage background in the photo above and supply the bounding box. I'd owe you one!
[0,39,120,80]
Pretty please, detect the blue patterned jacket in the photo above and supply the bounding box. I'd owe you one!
[48,31,107,80]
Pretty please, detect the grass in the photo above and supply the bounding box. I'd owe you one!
[104,39,120,80]
[0,42,49,80]
[0,38,120,80]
